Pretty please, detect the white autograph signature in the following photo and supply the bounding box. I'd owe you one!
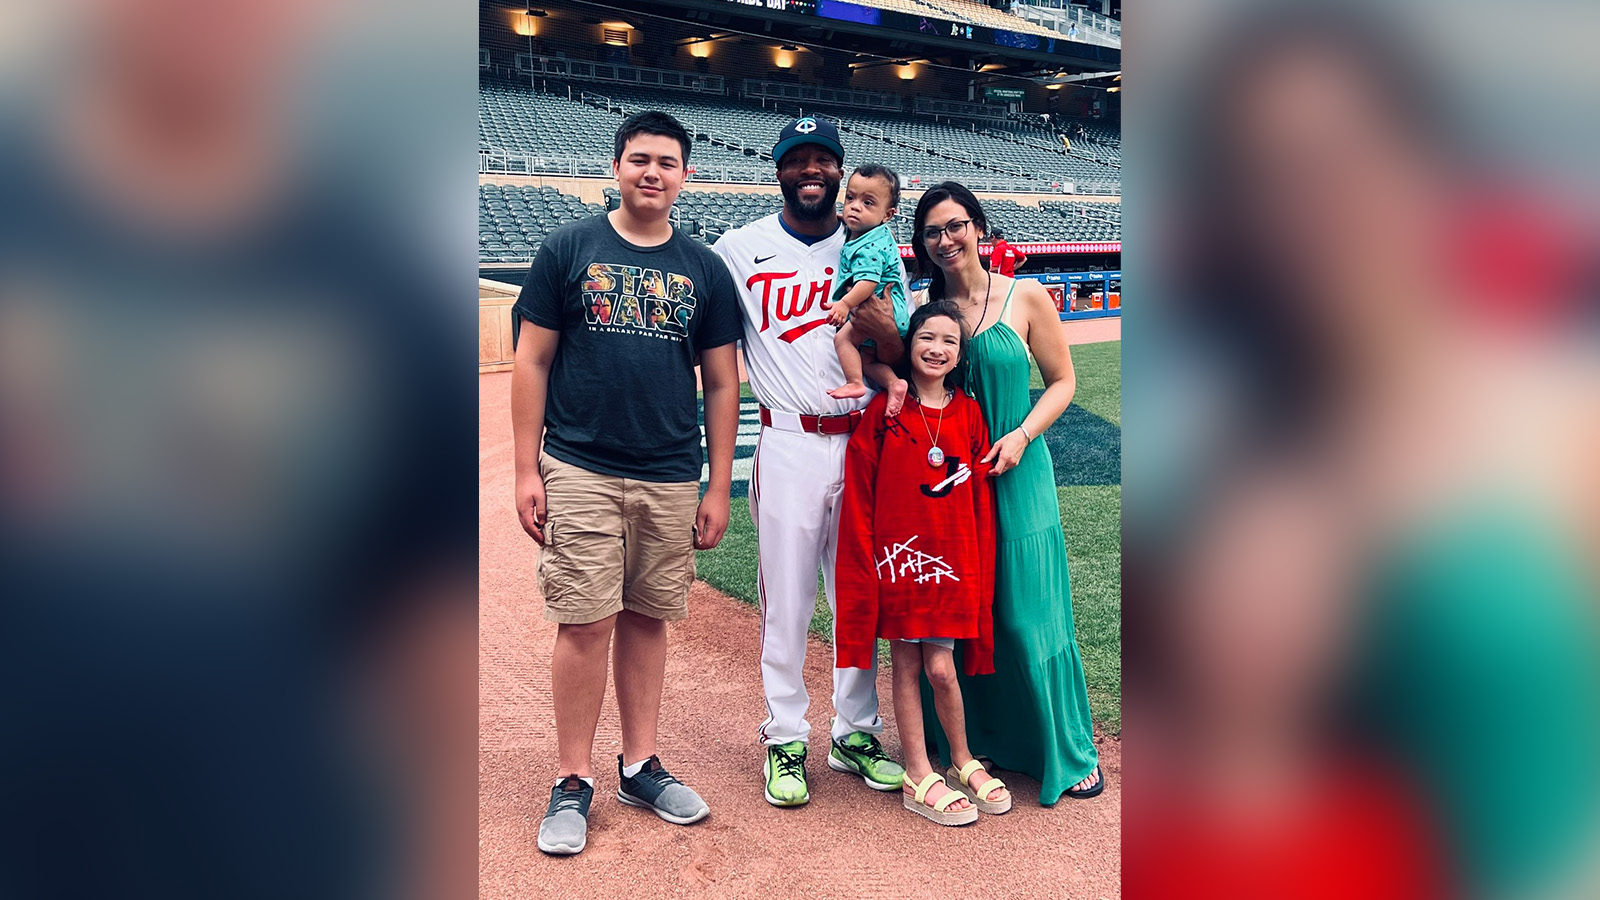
[874,535,960,585]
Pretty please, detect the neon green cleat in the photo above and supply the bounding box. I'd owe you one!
[828,731,906,791]
[763,741,810,807]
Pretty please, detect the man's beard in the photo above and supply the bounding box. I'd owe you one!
[780,179,840,221]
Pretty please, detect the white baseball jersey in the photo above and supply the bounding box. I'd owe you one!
[713,214,908,415]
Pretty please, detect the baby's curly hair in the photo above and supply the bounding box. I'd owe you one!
[850,163,901,211]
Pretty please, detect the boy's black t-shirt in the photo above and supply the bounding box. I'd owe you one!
[514,214,742,483]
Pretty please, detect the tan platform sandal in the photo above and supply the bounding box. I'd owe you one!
[902,772,978,826]
[946,759,1012,815]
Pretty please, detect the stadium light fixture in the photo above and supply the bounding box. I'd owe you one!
[689,40,712,59]
[780,44,798,51]
[898,62,915,80]
[775,49,794,69]
[1106,86,1120,93]
[513,5,543,36]
[1045,83,1062,90]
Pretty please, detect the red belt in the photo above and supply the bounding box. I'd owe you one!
[759,406,863,436]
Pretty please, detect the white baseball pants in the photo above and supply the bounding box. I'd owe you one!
[749,425,883,747]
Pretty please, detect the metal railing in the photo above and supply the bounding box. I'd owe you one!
[579,90,621,113]
[821,114,1072,183]
[478,151,1117,195]
[478,151,775,184]
[512,54,725,94]
[914,96,1008,122]
[1011,7,1121,47]
[1013,1,1121,36]
[740,80,902,112]
[697,214,738,242]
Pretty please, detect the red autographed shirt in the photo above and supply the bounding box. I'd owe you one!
[834,390,997,674]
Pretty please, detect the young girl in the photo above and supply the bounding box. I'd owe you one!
[826,164,911,415]
[834,301,1011,825]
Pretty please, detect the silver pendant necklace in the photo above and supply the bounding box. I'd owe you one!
[915,388,952,467]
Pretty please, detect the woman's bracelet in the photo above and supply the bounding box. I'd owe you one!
[1016,423,1034,442]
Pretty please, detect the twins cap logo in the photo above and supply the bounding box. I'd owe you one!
[795,118,818,134]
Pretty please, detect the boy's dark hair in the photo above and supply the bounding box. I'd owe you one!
[851,163,901,210]
[899,299,971,391]
[613,111,692,165]
[990,228,1005,241]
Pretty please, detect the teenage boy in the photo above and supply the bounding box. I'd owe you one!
[512,111,742,855]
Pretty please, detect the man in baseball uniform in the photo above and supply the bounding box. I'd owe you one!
[712,118,910,806]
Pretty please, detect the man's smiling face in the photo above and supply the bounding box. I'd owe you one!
[776,145,842,221]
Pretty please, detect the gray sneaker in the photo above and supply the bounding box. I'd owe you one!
[537,775,593,856]
[616,755,710,825]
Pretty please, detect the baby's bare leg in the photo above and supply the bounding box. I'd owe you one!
[828,322,868,399]
[862,349,908,416]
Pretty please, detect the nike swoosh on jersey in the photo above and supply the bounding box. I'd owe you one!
[754,254,776,264]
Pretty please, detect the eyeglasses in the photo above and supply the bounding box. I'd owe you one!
[920,218,973,244]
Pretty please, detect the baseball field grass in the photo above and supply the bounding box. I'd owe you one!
[696,340,1122,733]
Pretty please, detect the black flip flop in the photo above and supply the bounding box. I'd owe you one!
[1065,765,1105,800]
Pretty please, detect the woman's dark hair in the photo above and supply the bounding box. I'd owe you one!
[899,299,970,391]
[911,182,989,302]
[613,110,692,165]
[850,163,901,210]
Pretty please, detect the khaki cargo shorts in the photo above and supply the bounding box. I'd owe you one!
[537,453,700,625]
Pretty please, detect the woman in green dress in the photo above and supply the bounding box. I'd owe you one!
[908,181,1102,804]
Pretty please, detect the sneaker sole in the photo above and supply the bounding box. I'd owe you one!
[617,789,710,825]
[537,833,586,856]
[828,751,904,792]
[763,757,809,807]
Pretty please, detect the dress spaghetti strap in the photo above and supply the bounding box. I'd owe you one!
[999,277,1018,319]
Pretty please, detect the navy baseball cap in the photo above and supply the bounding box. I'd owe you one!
[773,116,844,166]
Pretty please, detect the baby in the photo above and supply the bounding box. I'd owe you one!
[827,164,911,415]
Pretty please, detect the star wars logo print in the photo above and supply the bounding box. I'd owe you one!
[745,268,835,342]
[583,263,696,341]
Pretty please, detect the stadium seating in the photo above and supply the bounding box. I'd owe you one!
[479,182,1119,263]
[997,112,1121,166]
[479,77,1121,193]
[478,183,606,262]
[810,106,1119,188]
[480,80,759,169]
[915,0,1063,39]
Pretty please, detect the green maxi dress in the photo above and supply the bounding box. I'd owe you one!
[923,282,1099,805]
